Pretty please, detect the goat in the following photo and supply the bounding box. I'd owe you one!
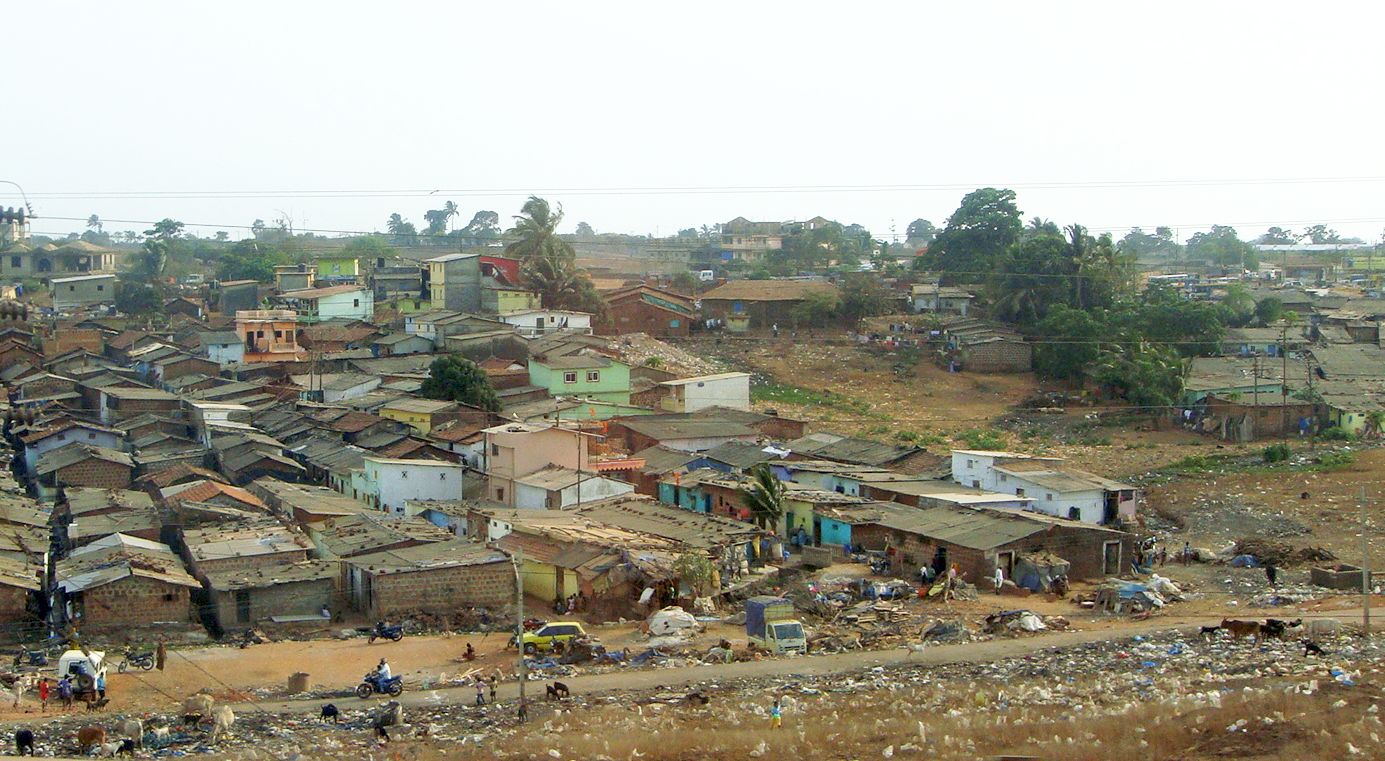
[14,729,33,756]
[1306,618,1342,638]
[182,713,203,728]
[85,696,109,712]
[320,703,340,723]
[1220,619,1261,641]
[150,727,172,745]
[1260,618,1302,639]
[95,741,123,757]
[546,681,570,700]
[372,700,404,741]
[116,719,143,749]
[76,726,106,754]
[184,694,215,716]
[209,706,234,744]
[116,738,136,757]
[1303,639,1328,656]
[1199,625,1221,638]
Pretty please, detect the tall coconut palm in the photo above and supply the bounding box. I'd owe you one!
[442,201,459,232]
[505,196,573,261]
[739,464,786,532]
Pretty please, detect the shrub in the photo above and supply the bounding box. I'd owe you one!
[1318,426,1355,442]
[1318,451,1356,470]
[956,428,1007,450]
[1263,443,1291,464]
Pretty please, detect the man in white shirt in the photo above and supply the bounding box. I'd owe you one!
[376,658,392,681]
[993,566,1005,595]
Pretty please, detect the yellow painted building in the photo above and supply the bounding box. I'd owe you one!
[378,398,458,435]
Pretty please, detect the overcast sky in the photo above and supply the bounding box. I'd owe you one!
[6,2,1384,244]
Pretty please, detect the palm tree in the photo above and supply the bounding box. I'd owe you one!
[442,201,459,232]
[86,215,102,233]
[506,196,573,261]
[739,464,786,532]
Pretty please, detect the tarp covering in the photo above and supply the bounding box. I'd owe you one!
[1013,552,1070,592]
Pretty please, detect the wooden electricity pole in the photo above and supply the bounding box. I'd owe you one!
[514,548,527,718]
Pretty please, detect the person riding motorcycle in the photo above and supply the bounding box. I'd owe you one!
[372,658,392,683]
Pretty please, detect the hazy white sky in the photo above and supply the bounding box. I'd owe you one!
[6,2,1384,244]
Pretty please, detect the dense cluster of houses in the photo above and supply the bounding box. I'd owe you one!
[0,244,1147,644]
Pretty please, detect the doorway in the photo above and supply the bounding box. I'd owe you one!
[1103,541,1122,575]
[235,590,252,624]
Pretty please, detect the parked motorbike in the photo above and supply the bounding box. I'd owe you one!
[117,650,155,673]
[368,622,404,644]
[355,672,404,699]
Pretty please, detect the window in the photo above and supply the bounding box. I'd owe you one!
[563,372,578,384]
[1070,507,1082,520]
[353,299,360,308]
[971,480,980,488]
[669,318,681,328]
[966,459,975,468]
[1045,493,1053,501]
[999,474,1007,483]
[439,473,446,480]
[496,488,505,501]
[87,433,96,440]
[400,471,408,479]
[1015,488,1025,497]
[96,285,104,291]
[257,330,265,338]
[586,370,600,382]
[9,257,19,267]
[491,444,500,456]
[69,285,75,291]
[274,330,283,339]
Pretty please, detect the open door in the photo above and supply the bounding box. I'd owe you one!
[1103,541,1122,576]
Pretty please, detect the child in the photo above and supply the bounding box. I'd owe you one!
[770,698,782,729]
[38,677,49,713]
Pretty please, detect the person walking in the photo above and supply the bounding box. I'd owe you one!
[488,676,497,704]
[770,698,782,729]
[38,677,49,713]
[1182,542,1191,566]
[993,566,1005,595]
[95,671,106,700]
[474,680,486,707]
[155,640,166,671]
[1265,563,1279,588]
[57,676,72,712]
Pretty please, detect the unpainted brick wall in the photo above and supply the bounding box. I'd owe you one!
[57,460,132,490]
[79,576,191,630]
[852,522,1131,582]
[366,560,515,618]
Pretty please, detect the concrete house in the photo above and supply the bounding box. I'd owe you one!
[354,457,466,516]
[51,274,116,311]
[659,372,751,413]
[216,280,262,315]
[483,423,590,506]
[276,285,374,323]
[371,333,434,357]
[203,559,338,632]
[197,331,247,366]
[911,284,974,316]
[97,386,181,424]
[20,420,124,477]
[719,217,784,262]
[497,309,593,337]
[52,533,200,633]
[952,449,1138,525]
[235,309,306,363]
[378,398,464,435]
[0,240,117,279]
[343,541,514,619]
[313,254,360,284]
[528,354,631,403]
[274,263,315,292]
[513,465,635,509]
[425,253,482,312]
[180,519,312,581]
[595,285,694,337]
[606,415,759,453]
[700,279,840,330]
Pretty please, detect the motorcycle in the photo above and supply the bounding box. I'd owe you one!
[355,672,404,699]
[368,623,404,644]
[117,650,155,673]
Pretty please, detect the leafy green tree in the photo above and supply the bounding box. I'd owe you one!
[214,231,229,242]
[990,231,1071,324]
[790,291,839,327]
[739,464,785,531]
[672,553,715,596]
[1257,227,1299,245]
[669,271,699,293]
[86,215,102,233]
[575,222,595,237]
[420,354,501,411]
[115,280,162,315]
[1033,305,1104,381]
[423,208,450,237]
[506,197,570,260]
[1025,217,1060,238]
[1187,225,1256,270]
[1117,226,1182,259]
[457,210,500,245]
[506,197,606,316]
[343,235,396,261]
[1127,284,1227,356]
[144,218,185,241]
[905,218,937,245]
[924,188,1022,283]
[216,240,290,282]
[1091,344,1184,409]
[1302,224,1341,245]
[1255,297,1284,325]
[838,273,890,325]
[1218,284,1257,327]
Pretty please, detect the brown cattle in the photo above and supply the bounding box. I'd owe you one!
[1221,619,1261,640]
[76,726,106,753]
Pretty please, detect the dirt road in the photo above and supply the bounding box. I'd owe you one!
[233,610,1364,715]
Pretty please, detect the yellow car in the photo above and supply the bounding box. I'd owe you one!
[520,622,587,654]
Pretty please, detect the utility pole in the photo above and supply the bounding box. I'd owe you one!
[1280,322,1290,444]
[1362,488,1372,636]
[514,548,527,719]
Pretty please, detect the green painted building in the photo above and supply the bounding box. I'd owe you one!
[528,355,631,404]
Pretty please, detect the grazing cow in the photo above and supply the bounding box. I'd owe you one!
[1307,619,1342,638]
[76,726,106,754]
[373,701,404,740]
[1220,619,1261,641]
[14,729,33,756]
[321,703,340,723]
[546,681,570,700]
[209,706,235,743]
[116,719,143,749]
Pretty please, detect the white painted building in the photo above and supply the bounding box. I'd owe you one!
[21,422,123,476]
[658,372,752,413]
[356,457,466,516]
[496,309,592,337]
[512,465,634,510]
[950,449,1138,525]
